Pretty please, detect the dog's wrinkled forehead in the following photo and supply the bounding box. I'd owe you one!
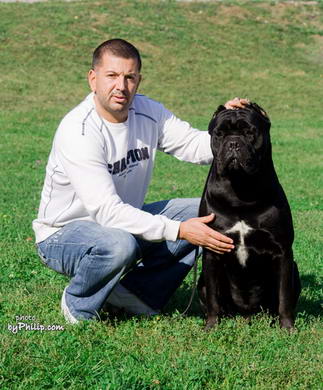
[208,102,271,134]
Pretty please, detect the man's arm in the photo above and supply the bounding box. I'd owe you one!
[156,98,250,165]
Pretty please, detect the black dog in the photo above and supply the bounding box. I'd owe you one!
[198,103,301,330]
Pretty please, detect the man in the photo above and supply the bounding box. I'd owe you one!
[33,39,247,323]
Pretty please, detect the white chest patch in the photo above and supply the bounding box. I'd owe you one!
[227,221,253,267]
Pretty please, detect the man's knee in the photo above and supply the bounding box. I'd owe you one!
[92,229,140,270]
[170,198,200,219]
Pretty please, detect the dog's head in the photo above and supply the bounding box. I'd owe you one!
[208,102,271,176]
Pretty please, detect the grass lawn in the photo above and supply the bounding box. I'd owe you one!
[0,0,322,389]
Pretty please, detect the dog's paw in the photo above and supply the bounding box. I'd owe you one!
[204,317,220,331]
[279,317,296,332]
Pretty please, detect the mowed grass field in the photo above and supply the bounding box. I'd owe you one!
[0,0,322,389]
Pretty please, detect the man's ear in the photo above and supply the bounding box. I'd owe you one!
[136,74,142,92]
[88,69,96,93]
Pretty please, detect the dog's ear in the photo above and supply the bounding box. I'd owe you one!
[248,102,269,118]
[208,105,226,134]
[214,104,226,117]
[247,102,271,131]
[249,102,270,121]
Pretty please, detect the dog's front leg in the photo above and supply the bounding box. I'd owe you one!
[202,250,225,331]
[277,251,301,330]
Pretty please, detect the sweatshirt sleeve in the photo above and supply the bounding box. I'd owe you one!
[54,120,180,242]
[157,105,213,164]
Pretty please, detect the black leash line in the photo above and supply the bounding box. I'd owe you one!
[181,246,200,316]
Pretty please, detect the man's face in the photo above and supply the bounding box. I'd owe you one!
[88,52,141,123]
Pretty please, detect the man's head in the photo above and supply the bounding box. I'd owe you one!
[88,39,142,123]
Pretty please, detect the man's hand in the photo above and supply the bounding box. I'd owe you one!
[178,214,234,255]
[224,97,250,110]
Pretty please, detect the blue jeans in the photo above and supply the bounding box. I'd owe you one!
[37,198,200,320]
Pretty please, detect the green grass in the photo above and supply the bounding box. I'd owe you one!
[0,0,322,389]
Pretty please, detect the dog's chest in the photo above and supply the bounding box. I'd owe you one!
[226,220,253,267]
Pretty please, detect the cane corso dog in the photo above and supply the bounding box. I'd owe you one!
[198,103,301,330]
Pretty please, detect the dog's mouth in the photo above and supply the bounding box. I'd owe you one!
[228,156,240,169]
[222,153,259,176]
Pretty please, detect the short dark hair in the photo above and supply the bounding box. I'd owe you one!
[92,39,142,71]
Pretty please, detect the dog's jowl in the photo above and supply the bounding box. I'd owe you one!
[198,103,301,330]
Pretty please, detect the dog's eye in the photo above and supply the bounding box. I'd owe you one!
[244,128,255,140]
[216,130,225,137]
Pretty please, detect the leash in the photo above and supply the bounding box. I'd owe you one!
[181,246,200,316]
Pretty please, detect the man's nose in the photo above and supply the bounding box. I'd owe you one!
[115,75,126,90]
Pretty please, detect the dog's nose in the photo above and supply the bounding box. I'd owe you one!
[229,141,240,151]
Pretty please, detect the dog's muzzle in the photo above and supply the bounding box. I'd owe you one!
[218,136,258,175]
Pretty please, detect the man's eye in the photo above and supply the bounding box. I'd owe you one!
[107,74,117,78]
